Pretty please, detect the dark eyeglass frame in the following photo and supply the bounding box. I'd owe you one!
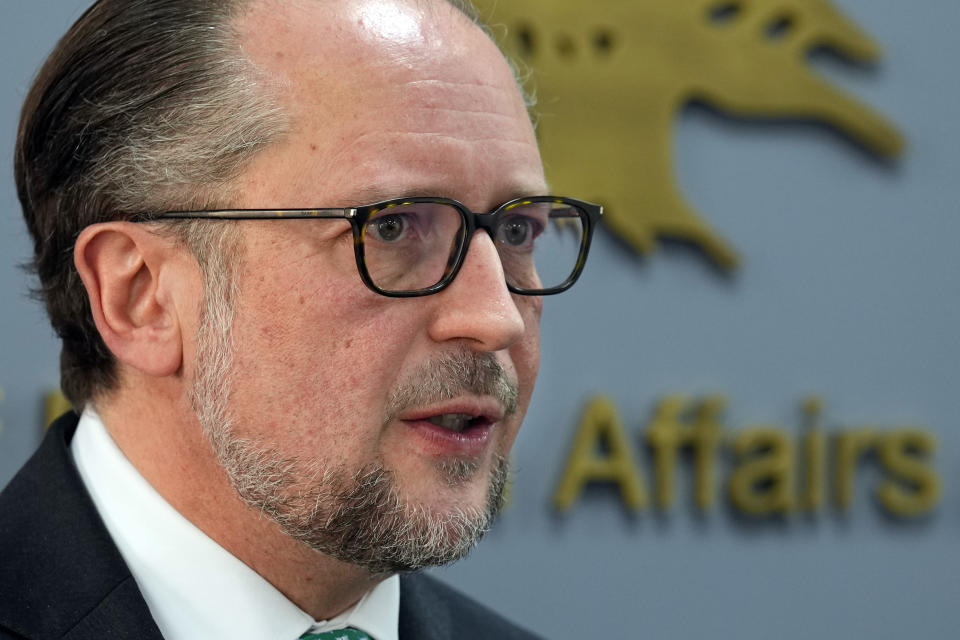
[141,195,602,298]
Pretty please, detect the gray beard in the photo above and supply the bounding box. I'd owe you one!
[188,276,515,573]
[221,452,510,574]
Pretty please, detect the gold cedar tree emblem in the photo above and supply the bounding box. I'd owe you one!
[473,0,904,268]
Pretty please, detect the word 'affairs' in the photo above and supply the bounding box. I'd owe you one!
[553,395,939,517]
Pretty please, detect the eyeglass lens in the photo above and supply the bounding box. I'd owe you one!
[362,200,585,294]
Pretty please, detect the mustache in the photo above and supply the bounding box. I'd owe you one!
[384,350,519,421]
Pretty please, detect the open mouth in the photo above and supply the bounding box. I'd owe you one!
[425,413,490,433]
[399,399,504,444]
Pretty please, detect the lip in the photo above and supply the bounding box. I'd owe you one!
[397,397,505,456]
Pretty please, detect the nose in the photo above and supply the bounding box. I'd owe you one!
[427,230,526,351]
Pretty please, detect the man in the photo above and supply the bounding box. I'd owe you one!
[0,0,599,638]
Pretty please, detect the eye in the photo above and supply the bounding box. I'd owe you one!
[367,213,408,242]
[497,215,541,248]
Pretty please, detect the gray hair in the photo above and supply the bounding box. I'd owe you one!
[18,0,285,406]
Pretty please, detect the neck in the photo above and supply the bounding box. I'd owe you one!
[95,385,382,619]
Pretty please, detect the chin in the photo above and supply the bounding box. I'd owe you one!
[296,455,510,574]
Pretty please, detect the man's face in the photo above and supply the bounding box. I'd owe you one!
[192,0,545,571]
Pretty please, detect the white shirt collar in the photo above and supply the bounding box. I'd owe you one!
[70,406,399,640]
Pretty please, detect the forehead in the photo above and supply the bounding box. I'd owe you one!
[234,0,544,208]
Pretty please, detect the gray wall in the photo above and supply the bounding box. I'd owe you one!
[1,2,91,485]
[2,1,959,638]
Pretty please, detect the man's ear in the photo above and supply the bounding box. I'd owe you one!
[74,222,188,378]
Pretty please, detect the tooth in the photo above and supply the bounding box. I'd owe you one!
[427,414,473,432]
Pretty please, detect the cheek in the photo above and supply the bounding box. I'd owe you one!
[225,273,369,431]
[227,261,425,448]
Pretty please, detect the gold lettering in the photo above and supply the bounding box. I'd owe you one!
[553,395,648,512]
[877,430,940,516]
[690,396,724,510]
[644,395,691,509]
[729,427,795,514]
[644,395,725,510]
[835,429,877,509]
[558,394,946,519]
[801,396,826,512]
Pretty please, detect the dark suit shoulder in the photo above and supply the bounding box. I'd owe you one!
[0,413,161,639]
[399,573,543,640]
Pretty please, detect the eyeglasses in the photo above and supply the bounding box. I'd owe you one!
[145,195,602,297]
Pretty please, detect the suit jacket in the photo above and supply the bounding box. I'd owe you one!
[0,413,541,640]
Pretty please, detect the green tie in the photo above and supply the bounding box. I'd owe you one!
[299,629,372,640]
